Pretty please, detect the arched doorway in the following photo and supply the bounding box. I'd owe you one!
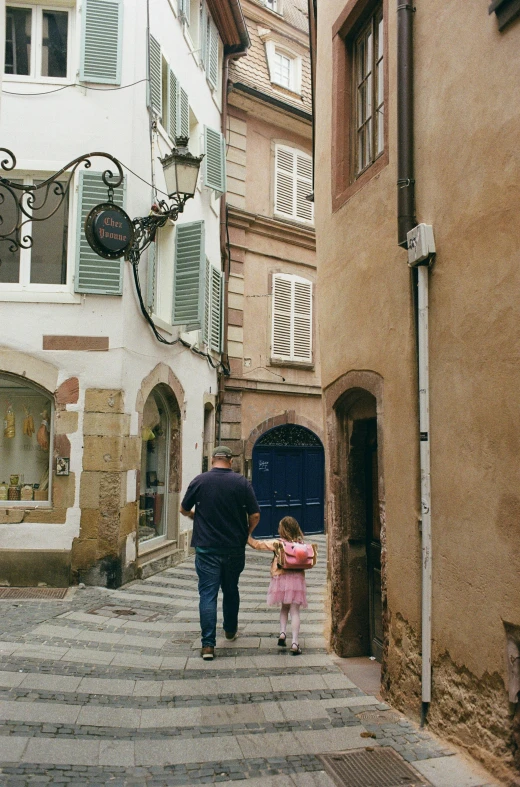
[330,384,384,662]
[252,424,324,538]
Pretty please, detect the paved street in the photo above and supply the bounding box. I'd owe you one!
[0,535,498,786]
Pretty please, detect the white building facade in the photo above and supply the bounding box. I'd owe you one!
[0,0,248,586]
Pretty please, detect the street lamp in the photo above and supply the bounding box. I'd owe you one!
[160,137,203,202]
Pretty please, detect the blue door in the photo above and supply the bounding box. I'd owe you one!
[252,425,324,538]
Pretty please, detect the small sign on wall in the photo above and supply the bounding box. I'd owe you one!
[56,457,70,476]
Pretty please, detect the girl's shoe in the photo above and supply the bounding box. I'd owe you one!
[278,633,287,647]
[290,643,302,656]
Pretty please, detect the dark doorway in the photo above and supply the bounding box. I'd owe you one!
[365,419,383,661]
[252,425,325,538]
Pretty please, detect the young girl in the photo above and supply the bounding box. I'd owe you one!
[248,516,307,655]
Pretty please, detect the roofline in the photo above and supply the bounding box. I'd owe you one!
[230,82,312,122]
[207,0,250,54]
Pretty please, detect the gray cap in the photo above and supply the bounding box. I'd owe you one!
[212,445,233,458]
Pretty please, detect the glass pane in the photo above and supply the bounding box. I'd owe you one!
[0,180,22,283]
[377,61,384,106]
[41,10,68,78]
[0,375,52,504]
[366,118,373,166]
[366,31,373,80]
[358,129,365,173]
[5,7,32,76]
[139,389,169,543]
[30,180,69,284]
[367,72,373,119]
[378,15,384,58]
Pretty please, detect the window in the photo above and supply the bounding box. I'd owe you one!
[354,7,384,175]
[264,0,281,11]
[5,4,70,80]
[0,176,70,290]
[271,273,313,364]
[0,373,53,506]
[265,41,301,94]
[332,0,388,209]
[274,145,313,224]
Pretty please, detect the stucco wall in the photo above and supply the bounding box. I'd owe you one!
[315,0,520,777]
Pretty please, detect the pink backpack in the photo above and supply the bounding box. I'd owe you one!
[276,539,318,571]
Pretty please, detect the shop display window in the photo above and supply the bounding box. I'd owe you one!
[0,374,53,505]
[139,387,169,544]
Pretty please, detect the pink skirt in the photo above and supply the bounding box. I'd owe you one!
[266,572,307,608]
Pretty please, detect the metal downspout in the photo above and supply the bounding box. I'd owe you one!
[397,3,416,246]
[397,2,431,723]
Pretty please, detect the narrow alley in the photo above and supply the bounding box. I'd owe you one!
[0,536,497,786]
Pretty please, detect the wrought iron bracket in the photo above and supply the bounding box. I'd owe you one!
[125,195,190,265]
[0,148,124,260]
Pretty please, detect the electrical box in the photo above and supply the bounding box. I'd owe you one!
[407,224,435,267]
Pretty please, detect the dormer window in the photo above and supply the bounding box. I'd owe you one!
[264,0,281,12]
[265,41,302,94]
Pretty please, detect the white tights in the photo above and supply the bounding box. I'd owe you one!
[280,603,301,645]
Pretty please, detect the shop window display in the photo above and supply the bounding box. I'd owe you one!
[139,388,169,543]
[0,374,52,504]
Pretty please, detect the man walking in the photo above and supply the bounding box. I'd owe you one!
[180,446,260,660]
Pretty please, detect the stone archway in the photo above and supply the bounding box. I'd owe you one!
[245,411,324,461]
[324,371,387,663]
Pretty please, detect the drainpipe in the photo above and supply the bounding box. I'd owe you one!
[397,2,432,725]
[417,263,432,722]
[397,2,416,246]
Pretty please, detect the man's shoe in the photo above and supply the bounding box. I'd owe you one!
[224,630,238,641]
[201,646,214,660]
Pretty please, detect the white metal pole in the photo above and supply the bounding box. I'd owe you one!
[417,264,432,705]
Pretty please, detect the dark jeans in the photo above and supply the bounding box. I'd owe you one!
[195,550,246,648]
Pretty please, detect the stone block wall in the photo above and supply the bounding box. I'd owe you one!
[71,389,139,588]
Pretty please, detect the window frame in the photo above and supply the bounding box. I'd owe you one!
[265,40,302,95]
[4,2,73,84]
[0,172,76,297]
[332,0,388,212]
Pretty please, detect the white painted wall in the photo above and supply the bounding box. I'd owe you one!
[0,0,224,558]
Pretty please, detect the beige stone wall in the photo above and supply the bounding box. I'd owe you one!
[315,0,520,777]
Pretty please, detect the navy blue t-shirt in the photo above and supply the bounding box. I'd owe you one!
[181,468,260,552]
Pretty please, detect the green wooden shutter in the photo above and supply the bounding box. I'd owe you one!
[179,0,190,24]
[204,126,226,193]
[200,3,207,69]
[148,35,162,117]
[80,0,122,84]
[203,258,211,345]
[75,171,125,295]
[209,266,224,352]
[167,68,178,140]
[179,87,190,138]
[172,221,205,327]
[146,241,156,313]
[207,17,219,89]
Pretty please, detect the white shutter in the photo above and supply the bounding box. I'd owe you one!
[203,258,211,345]
[271,274,313,362]
[293,279,312,361]
[204,126,226,193]
[80,0,122,85]
[274,145,313,224]
[274,146,295,218]
[272,275,292,359]
[200,3,207,69]
[146,241,156,313]
[295,153,314,222]
[148,35,162,117]
[75,171,126,295]
[207,17,219,89]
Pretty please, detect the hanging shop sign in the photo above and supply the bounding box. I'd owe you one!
[85,203,135,260]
